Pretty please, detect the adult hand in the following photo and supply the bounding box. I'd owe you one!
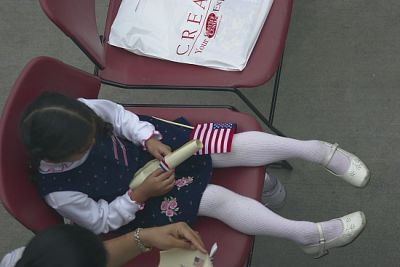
[145,137,171,160]
[132,168,175,203]
[140,222,207,254]
[104,222,207,267]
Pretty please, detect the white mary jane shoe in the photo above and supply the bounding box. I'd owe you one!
[322,143,370,187]
[301,211,366,258]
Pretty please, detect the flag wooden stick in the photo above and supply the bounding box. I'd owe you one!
[151,116,194,129]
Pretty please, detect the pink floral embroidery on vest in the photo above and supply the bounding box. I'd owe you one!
[160,196,179,222]
[175,176,194,190]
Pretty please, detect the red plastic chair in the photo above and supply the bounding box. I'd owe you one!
[39,0,294,134]
[0,57,265,267]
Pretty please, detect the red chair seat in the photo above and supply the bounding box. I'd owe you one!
[123,107,265,267]
[100,0,293,88]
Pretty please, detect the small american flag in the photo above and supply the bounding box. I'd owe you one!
[193,256,205,267]
[190,122,236,155]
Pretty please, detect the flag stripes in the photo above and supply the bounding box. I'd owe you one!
[190,122,236,155]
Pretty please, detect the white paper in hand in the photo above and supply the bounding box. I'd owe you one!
[159,248,213,267]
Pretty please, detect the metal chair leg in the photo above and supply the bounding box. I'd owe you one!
[269,53,285,125]
[246,239,255,267]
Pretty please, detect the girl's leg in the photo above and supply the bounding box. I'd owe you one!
[198,185,343,246]
[211,132,350,175]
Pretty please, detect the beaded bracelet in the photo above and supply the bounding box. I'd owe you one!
[133,228,152,252]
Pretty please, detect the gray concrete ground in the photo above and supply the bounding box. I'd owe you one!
[1,1,399,266]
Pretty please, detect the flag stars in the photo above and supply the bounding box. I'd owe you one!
[192,122,236,154]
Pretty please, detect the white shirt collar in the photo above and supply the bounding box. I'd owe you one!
[39,150,91,174]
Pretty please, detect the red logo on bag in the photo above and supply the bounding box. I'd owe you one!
[205,13,218,38]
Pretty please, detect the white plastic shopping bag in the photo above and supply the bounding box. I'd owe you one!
[109,0,274,71]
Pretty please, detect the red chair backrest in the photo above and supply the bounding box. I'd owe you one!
[39,0,106,68]
[39,0,294,88]
[0,57,101,232]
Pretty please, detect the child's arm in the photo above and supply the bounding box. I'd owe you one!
[44,169,175,234]
[78,98,161,147]
[79,98,172,160]
[45,191,141,234]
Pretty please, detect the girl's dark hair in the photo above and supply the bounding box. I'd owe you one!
[15,224,107,267]
[20,92,113,176]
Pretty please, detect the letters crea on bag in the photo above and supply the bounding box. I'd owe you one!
[109,0,274,71]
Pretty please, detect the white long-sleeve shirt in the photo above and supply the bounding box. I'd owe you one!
[41,98,161,234]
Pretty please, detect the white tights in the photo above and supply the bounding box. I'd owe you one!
[198,185,341,246]
[211,131,349,174]
[198,132,346,245]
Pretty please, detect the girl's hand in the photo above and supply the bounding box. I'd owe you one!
[131,169,175,203]
[145,137,171,160]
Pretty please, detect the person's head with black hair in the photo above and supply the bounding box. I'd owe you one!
[20,92,113,177]
[15,224,107,267]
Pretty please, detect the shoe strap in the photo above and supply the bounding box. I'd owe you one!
[315,223,327,258]
[322,143,339,168]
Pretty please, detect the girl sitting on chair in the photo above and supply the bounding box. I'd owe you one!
[20,92,369,258]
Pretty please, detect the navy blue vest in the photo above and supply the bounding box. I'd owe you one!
[38,116,213,234]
